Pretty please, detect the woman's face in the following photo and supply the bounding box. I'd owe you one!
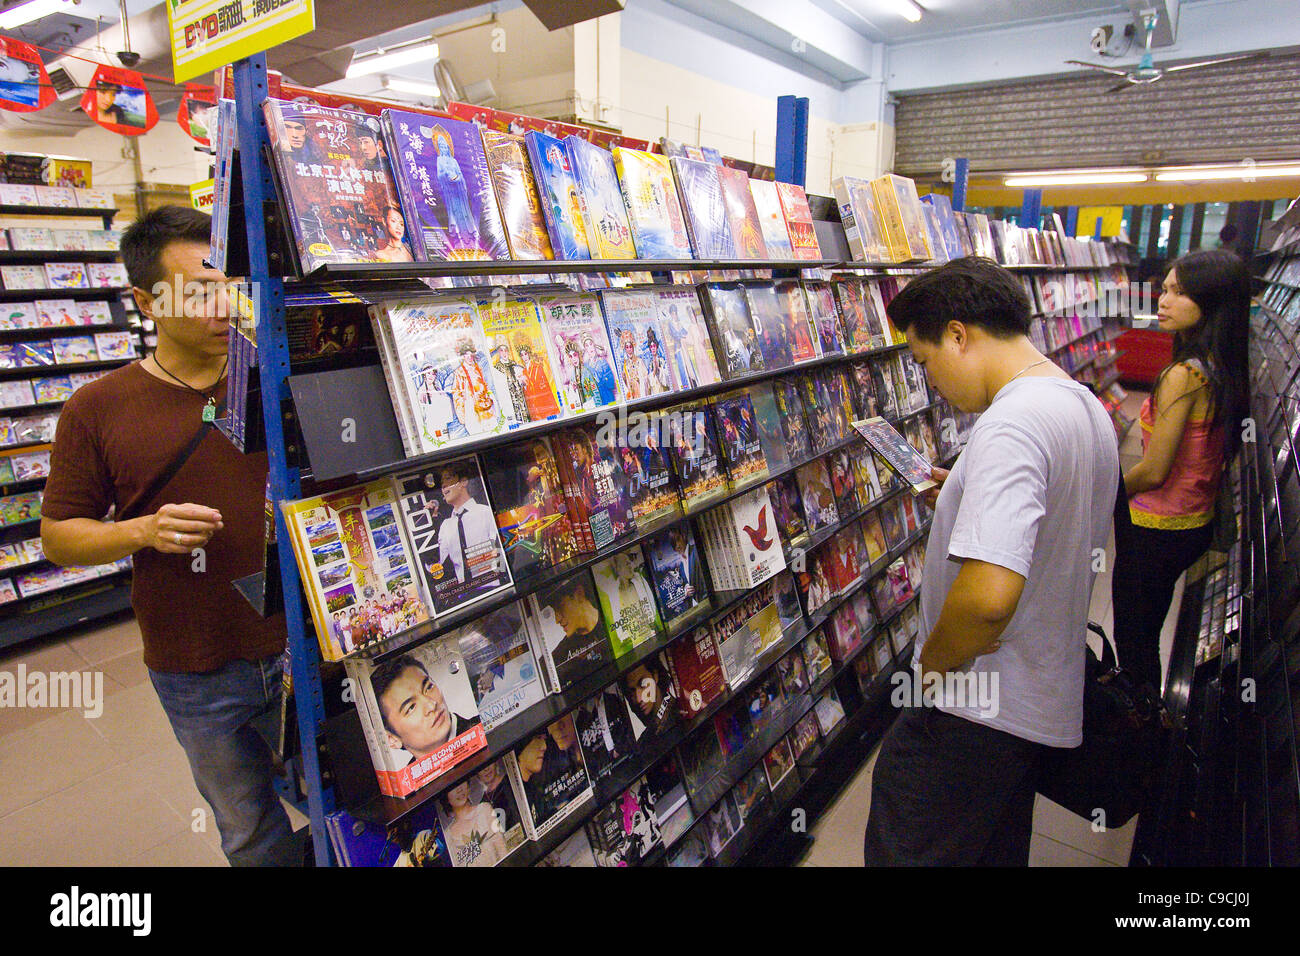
[96,87,117,112]
[386,208,405,242]
[1157,268,1203,333]
[447,781,471,809]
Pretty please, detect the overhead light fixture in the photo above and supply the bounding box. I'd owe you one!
[891,0,923,22]
[346,40,441,79]
[0,0,71,29]
[1154,164,1300,182]
[382,77,441,99]
[1004,171,1148,187]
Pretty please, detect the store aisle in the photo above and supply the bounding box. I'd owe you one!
[802,390,1179,867]
[0,615,306,866]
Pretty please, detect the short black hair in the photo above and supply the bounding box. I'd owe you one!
[120,205,212,292]
[884,256,1031,344]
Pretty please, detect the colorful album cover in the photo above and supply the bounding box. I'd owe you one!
[433,757,526,867]
[618,415,679,528]
[482,436,578,581]
[644,523,711,627]
[35,299,76,327]
[1,265,45,291]
[722,483,786,588]
[778,645,811,699]
[566,135,638,259]
[374,295,505,452]
[771,377,811,462]
[650,287,721,390]
[644,752,693,845]
[769,475,808,550]
[790,712,821,761]
[325,807,451,868]
[478,297,563,429]
[828,448,859,518]
[455,602,547,732]
[712,390,769,486]
[851,416,936,493]
[86,262,129,288]
[93,331,134,361]
[602,289,673,400]
[553,425,636,550]
[77,301,113,326]
[509,712,593,839]
[393,456,513,618]
[527,570,614,691]
[851,444,883,508]
[384,109,509,261]
[282,480,430,661]
[702,283,762,378]
[6,227,52,250]
[10,450,49,481]
[670,156,733,258]
[868,358,899,419]
[0,490,41,525]
[744,283,793,369]
[819,368,855,439]
[536,293,621,413]
[795,459,838,533]
[480,129,554,260]
[0,303,38,330]
[889,555,915,608]
[747,382,791,473]
[861,511,888,565]
[802,628,833,681]
[575,684,641,782]
[717,165,767,259]
[775,181,823,260]
[813,688,846,736]
[0,380,34,408]
[620,652,682,741]
[263,100,414,272]
[32,376,72,404]
[773,280,819,363]
[664,401,728,509]
[592,546,663,656]
[52,335,96,364]
[849,363,877,420]
[762,736,796,790]
[42,262,87,289]
[879,497,905,551]
[795,372,833,448]
[612,147,693,260]
[748,179,793,258]
[586,776,663,866]
[525,130,592,260]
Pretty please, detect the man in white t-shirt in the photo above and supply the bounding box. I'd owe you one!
[864,257,1119,866]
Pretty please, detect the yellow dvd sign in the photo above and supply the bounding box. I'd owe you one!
[168,0,315,84]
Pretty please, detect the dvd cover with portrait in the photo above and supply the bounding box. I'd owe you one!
[477,296,563,429]
[482,435,579,580]
[744,282,793,370]
[701,283,762,379]
[566,135,638,259]
[536,292,622,413]
[613,147,694,260]
[525,130,592,260]
[670,156,733,259]
[480,129,554,260]
[601,289,673,400]
[650,287,721,390]
[454,602,548,732]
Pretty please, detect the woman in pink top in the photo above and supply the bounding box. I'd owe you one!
[1112,249,1249,689]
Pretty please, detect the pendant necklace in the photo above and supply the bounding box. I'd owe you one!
[153,354,228,422]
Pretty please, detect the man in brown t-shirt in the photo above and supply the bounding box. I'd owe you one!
[42,205,296,866]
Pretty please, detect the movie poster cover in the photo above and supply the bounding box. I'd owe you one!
[454,602,547,732]
[851,416,937,493]
[717,165,767,259]
[527,571,614,690]
[480,129,554,260]
[376,296,505,452]
[651,287,721,390]
[775,181,823,260]
[769,474,808,550]
[702,283,762,378]
[478,297,563,429]
[592,547,663,656]
[747,383,791,474]
[536,293,621,413]
[264,100,414,273]
[771,377,811,462]
[773,280,819,364]
[748,179,793,258]
[393,457,514,617]
[482,435,579,580]
[712,390,768,486]
[670,156,733,259]
[510,712,593,838]
[282,481,430,661]
[612,147,694,260]
[602,289,673,400]
[744,283,793,369]
[555,425,636,548]
[383,109,510,261]
[664,402,728,509]
[795,459,838,533]
[525,131,592,260]
[566,135,638,259]
[644,523,710,627]
[617,413,679,528]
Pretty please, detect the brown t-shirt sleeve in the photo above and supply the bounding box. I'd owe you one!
[43,394,113,522]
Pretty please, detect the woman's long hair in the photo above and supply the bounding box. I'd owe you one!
[1153,248,1251,461]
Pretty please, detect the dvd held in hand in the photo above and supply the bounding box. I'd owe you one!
[850,416,936,493]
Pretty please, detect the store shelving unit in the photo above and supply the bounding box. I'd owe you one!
[0,202,138,648]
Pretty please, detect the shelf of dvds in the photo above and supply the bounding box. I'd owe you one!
[220,54,1135,867]
[0,204,117,225]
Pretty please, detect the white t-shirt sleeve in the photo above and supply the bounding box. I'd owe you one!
[946,420,1047,579]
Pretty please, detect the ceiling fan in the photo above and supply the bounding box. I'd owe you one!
[1066,9,1260,93]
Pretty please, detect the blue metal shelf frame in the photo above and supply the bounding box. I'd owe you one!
[232,53,334,867]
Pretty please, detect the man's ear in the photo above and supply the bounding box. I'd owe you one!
[132,286,157,321]
[947,320,967,351]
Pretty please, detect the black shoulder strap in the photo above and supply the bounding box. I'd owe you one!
[120,410,220,522]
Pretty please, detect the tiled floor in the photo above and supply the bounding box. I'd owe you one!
[1,393,1167,867]
[802,390,1179,867]
[0,614,306,866]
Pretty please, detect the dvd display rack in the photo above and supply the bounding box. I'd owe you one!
[0,198,138,651]
[222,54,1143,866]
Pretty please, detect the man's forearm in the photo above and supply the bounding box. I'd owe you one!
[918,591,1013,675]
[41,516,148,567]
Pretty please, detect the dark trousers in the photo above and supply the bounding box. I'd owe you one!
[864,705,1046,866]
[1111,521,1213,691]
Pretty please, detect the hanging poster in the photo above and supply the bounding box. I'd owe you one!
[80,65,158,136]
[0,38,55,113]
[177,85,216,146]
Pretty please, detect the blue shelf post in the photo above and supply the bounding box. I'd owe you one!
[951,158,970,213]
[1020,188,1043,230]
[231,53,334,867]
[775,95,809,187]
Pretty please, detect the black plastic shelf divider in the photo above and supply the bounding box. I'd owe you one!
[0,205,116,221]
[0,250,121,264]
[0,287,127,303]
[306,257,840,283]
[0,322,132,342]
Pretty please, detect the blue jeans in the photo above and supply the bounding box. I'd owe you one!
[149,654,299,867]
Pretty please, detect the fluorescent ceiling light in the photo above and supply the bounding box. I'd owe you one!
[1004,172,1148,186]
[0,0,70,29]
[346,40,440,79]
[890,0,923,22]
[382,77,441,99]
[1154,164,1300,182]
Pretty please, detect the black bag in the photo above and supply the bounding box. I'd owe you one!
[1036,624,1166,829]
